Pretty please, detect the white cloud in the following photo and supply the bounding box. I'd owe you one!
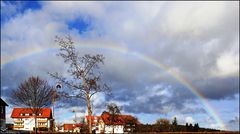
[211,37,239,77]
[215,53,239,77]
[185,116,195,124]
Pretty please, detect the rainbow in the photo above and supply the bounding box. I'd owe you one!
[1,41,226,130]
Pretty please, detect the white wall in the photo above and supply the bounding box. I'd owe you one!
[13,118,50,131]
[96,125,124,134]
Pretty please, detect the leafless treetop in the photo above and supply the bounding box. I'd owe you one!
[49,35,111,101]
[10,76,54,115]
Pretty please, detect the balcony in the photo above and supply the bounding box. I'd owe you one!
[14,120,24,123]
[38,120,47,123]
[38,125,47,128]
[14,125,24,128]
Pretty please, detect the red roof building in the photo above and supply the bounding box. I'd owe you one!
[100,111,140,125]
[11,108,53,131]
[11,108,52,118]
[86,111,140,133]
[63,124,83,132]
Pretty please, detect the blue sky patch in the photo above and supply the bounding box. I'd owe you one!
[1,1,42,24]
[20,1,42,11]
[67,18,91,34]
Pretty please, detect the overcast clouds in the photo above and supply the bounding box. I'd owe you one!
[1,1,239,131]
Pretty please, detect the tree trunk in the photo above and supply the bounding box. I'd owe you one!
[35,115,37,134]
[112,114,115,134]
[87,92,92,134]
[112,124,114,134]
[83,76,92,134]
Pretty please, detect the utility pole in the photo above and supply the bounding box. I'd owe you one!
[72,110,77,123]
[52,82,62,131]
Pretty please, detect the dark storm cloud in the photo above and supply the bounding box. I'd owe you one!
[122,86,205,115]
[196,76,239,100]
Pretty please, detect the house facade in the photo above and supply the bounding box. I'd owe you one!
[63,123,83,132]
[11,108,53,131]
[0,98,8,129]
[86,111,140,133]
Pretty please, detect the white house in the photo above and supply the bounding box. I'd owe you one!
[11,108,53,131]
[63,124,83,132]
[86,111,140,133]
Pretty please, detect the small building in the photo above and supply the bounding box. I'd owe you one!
[86,111,140,133]
[63,123,83,132]
[0,98,8,129]
[11,108,53,131]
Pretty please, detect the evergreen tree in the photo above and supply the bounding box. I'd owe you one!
[172,117,178,126]
[171,117,178,132]
[193,123,199,132]
[189,123,193,132]
[185,123,189,132]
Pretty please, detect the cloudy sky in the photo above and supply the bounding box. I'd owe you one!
[1,1,239,131]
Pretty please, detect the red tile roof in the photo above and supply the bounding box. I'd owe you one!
[63,124,83,130]
[11,108,52,118]
[100,111,140,125]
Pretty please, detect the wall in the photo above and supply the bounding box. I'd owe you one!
[13,118,50,131]
[103,125,124,133]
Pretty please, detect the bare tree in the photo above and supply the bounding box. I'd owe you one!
[156,118,170,126]
[49,35,110,133]
[155,118,170,132]
[10,76,54,134]
[107,103,121,134]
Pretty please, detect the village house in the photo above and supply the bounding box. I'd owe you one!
[11,108,53,131]
[86,111,140,133]
[0,98,8,130]
[63,123,83,132]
